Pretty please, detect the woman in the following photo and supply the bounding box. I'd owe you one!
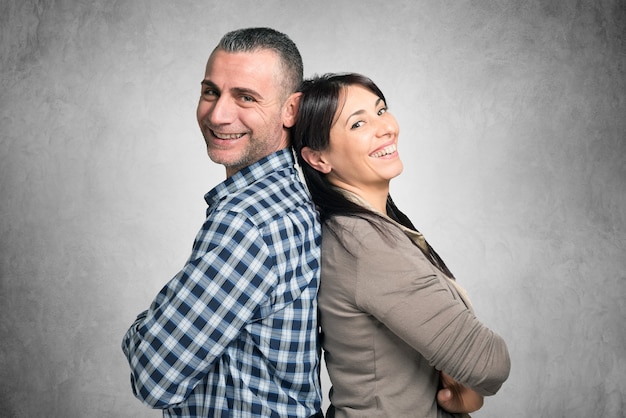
[292,73,510,417]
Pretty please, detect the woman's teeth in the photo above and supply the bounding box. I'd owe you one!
[370,144,397,158]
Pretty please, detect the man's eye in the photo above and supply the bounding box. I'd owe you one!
[241,95,255,102]
[351,121,364,129]
[203,89,218,97]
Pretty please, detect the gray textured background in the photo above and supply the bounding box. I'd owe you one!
[1,1,625,417]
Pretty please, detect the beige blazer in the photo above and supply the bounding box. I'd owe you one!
[319,210,510,417]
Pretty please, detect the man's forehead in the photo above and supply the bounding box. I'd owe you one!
[203,49,283,94]
[206,48,279,71]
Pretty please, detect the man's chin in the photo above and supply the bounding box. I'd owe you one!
[207,149,247,171]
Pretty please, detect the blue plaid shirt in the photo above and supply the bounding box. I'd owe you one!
[122,149,322,417]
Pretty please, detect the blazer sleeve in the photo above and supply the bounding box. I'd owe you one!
[353,224,510,396]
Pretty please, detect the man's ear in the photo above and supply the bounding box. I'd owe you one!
[282,92,302,128]
[301,147,332,174]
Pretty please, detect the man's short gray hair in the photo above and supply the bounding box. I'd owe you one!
[216,27,303,96]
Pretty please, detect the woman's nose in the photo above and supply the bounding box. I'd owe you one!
[376,114,398,137]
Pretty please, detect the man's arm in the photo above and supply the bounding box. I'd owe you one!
[121,212,275,408]
[437,371,484,414]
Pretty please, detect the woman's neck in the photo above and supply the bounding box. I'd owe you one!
[333,183,390,215]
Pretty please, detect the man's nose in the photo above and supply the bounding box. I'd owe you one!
[209,96,236,125]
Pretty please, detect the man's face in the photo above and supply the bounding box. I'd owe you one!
[197,49,290,177]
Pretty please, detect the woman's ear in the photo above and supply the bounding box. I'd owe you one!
[282,92,302,128]
[301,147,332,174]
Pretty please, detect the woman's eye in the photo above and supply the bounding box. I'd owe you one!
[377,107,387,116]
[351,121,364,129]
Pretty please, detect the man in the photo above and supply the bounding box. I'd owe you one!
[122,28,322,417]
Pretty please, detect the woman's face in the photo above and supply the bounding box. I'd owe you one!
[322,84,403,196]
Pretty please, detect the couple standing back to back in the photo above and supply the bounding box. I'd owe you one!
[122,27,510,418]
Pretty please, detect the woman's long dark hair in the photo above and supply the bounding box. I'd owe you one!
[292,73,454,278]
[292,73,383,223]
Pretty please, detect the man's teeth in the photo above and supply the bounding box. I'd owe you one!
[214,132,244,140]
[370,144,397,158]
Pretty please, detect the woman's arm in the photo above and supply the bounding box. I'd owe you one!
[354,224,511,396]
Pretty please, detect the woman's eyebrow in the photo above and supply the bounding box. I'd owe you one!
[344,97,385,126]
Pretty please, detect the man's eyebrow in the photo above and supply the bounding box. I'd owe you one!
[232,87,263,100]
[201,79,218,90]
[200,81,262,100]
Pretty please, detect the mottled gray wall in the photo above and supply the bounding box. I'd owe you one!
[1,1,624,417]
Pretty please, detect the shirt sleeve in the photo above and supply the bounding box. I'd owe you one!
[121,210,277,408]
[354,225,510,396]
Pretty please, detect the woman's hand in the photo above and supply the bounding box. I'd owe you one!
[437,371,484,413]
